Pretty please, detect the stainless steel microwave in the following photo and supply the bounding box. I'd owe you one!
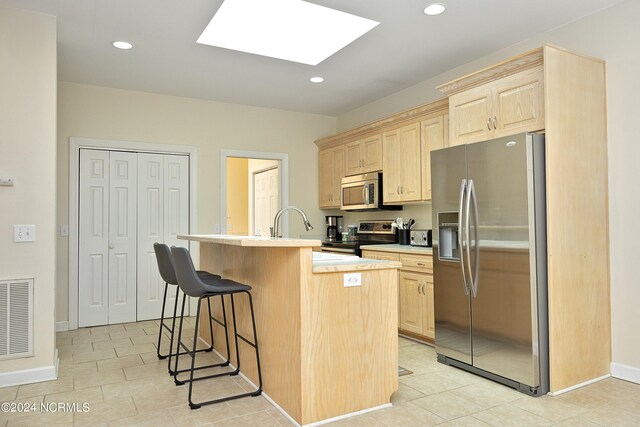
[340,173,402,211]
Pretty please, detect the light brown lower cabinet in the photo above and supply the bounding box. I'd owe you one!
[362,249,434,341]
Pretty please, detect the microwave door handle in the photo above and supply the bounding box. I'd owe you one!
[363,183,370,206]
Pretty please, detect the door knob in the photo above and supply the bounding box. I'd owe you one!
[109,243,115,250]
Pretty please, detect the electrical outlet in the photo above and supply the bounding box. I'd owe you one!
[344,272,361,288]
[14,225,36,242]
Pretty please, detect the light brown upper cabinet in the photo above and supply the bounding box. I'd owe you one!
[421,114,449,201]
[344,134,383,176]
[448,67,544,146]
[383,123,421,203]
[318,145,344,209]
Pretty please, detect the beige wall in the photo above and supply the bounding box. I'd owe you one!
[0,7,57,375]
[337,0,640,373]
[226,157,249,235]
[56,82,336,323]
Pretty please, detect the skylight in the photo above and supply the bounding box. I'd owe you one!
[197,0,380,66]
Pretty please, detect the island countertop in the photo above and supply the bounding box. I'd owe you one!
[177,233,321,247]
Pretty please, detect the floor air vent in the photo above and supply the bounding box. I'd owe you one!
[0,278,34,359]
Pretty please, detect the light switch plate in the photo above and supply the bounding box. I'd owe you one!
[0,176,15,186]
[14,225,36,242]
[344,272,361,287]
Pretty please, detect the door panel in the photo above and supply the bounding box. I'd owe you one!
[399,272,423,335]
[79,149,110,327]
[493,68,544,136]
[421,116,445,201]
[466,134,537,386]
[382,129,401,203]
[254,167,280,237]
[400,123,421,202]
[362,134,383,172]
[108,151,138,324]
[449,86,492,146]
[137,153,165,321]
[344,141,362,176]
[431,144,472,364]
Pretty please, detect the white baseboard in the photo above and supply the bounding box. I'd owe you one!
[611,362,640,385]
[0,351,59,388]
[547,374,610,396]
[55,321,69,332]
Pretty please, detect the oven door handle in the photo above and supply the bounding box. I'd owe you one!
[363,183,369,206]
[320,247,357,254]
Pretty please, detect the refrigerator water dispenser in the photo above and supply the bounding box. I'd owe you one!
[438,212,459,260]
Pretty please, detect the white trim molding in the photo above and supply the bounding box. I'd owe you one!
[0,352,59,388]
[611,362,640,385]
[547,374,610,396]
[68,137,198,330]
[55,321,69,332]
[220,149,289,236]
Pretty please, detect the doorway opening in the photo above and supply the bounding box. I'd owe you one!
[220,150,288,237]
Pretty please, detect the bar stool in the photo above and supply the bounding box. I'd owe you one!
[153,243,228,376]
[171,246,263,409]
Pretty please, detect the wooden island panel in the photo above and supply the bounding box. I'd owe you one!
[185,237,399,426]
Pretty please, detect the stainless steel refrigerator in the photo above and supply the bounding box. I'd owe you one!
[431,132,548,396]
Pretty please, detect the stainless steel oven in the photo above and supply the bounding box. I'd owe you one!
[340,173,401,211]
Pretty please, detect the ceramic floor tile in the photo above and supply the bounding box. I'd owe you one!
[72,333,112,345]
[389,383,426,404]
[448,379,524,409]
[73,396,137,426]
[5,411,74,427]
[574,402,640,426]
[130,333,159,345]
[400,371,466,396]
[513,394,589,423]
[208,410,283,427]
[436,416,492,426]
[114,343,157,357]
[71,348,117,364]
[90,324,126,335]
[369,401,445,426]
[412,390,486,420]
[472,403,554,427]
[92,337,133,351]
[96,354,144,372]
[108,329,149,340]
[16,378,74,399]
[123,320,159,330]
[43,385,103,404]
[0,386,18,401]
[73,369,126,390]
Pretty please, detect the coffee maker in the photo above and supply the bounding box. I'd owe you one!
[325,215,344,241]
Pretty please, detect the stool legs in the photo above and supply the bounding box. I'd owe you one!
[156,282,171,360]
[176,292,262,410]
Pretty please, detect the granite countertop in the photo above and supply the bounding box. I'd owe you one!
[177,234,321,248]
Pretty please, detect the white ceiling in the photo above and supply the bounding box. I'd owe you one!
[1,0,624,116]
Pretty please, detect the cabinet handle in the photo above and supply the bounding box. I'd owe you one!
[401,185,404,194]
[487,118,492,131]
[492,116,497,130]
[417,283,422,295]
[397,185,400,194]
[416,262,425,266]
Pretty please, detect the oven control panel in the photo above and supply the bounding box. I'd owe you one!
[358,220,395,234]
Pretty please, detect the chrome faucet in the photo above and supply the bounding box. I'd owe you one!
[270,206,313,238]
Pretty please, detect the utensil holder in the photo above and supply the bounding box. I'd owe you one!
[398,229,411,245]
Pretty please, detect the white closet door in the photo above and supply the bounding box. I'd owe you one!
[108,151,138,324]
[163,155,189,248]
[137,154,189,320]
[79,149,110,327]
[137,153,166,321]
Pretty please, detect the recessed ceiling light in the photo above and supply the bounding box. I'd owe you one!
[424,3,446,16]
[310,77,324,83]
[112,41,133,50]
[197,0,380,66]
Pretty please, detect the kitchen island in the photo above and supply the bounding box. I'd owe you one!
[177,234,401,426]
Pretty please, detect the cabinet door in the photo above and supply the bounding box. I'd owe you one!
[421,115,446,201]
[361,134,383,173]
[319,147,344,209]
[449,84,493,146]
[399,123,422,202]
[331,147,344,208]
[318,148,334,208]
[361,251,399,262]
[344,140,363,176]
[399,271,424,335]
[382,129,402,203]
[425,275,435,339]
[492,67,545,137]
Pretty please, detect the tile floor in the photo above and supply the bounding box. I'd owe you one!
[1,320,640,426]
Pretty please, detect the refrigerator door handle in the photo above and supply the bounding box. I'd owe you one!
[469,179,480,297]
[465,179,473,296]
[458,179,469,295]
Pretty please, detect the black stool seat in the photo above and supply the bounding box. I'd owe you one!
[153,243,226,372]
[171,246,263,410]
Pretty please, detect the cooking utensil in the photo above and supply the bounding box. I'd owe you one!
[396,217,404,230]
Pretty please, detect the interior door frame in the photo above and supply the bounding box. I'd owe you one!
[69,137,197,330]
[220,150,289,236]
